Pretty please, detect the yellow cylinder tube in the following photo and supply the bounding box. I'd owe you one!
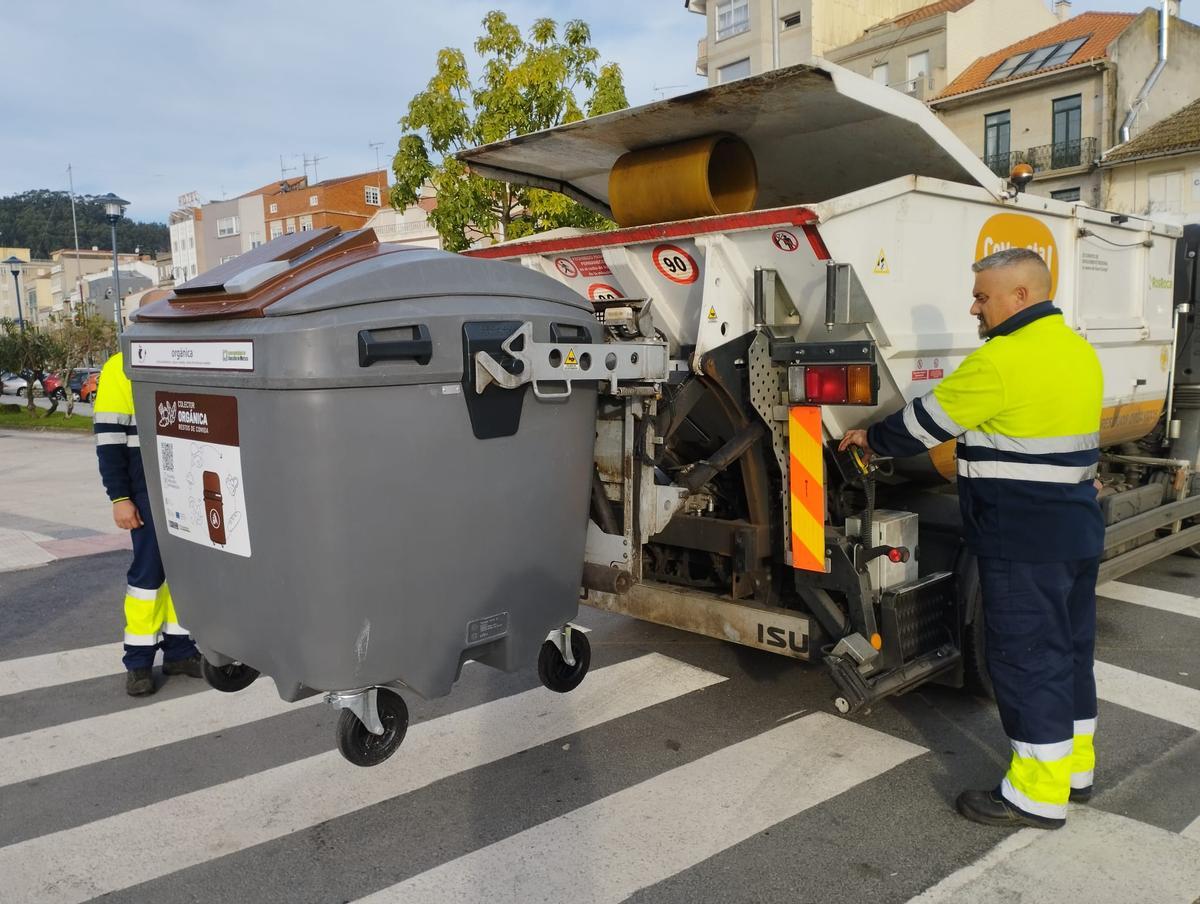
[608,134,758,227]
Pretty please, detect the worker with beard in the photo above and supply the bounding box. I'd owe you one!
[839,247,1104,829]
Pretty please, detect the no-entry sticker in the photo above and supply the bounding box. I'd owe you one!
[652,244,699,285]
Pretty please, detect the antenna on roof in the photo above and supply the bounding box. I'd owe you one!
[304,153,328,184]
[279,154,298,183]
[651,83,687,100]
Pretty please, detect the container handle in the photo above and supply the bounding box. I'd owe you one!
[358,325,432,366]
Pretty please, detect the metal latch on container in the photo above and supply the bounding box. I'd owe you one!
[473,322,669,400]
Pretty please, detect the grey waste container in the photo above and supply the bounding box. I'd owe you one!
[124,227,599,765]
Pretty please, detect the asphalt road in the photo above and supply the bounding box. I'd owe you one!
[1,433,1198,903]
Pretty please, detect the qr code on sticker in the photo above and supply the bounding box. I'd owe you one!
[161,443,174,472]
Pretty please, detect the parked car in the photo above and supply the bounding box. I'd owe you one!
[66,368,100,401]
[79,370,100,403]
[1,372,28,396]
[41,372,64,400]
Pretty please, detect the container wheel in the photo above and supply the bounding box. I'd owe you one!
[336,688,408,767]
[538,629,591,693]
[201,656,260,693]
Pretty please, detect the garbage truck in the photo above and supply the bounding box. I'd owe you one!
[123,59,1199,764]
[454,60,1200,714]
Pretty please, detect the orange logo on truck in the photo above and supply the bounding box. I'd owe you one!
[975,214,1059,298]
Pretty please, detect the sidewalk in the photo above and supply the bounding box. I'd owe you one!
[0,429,129,572]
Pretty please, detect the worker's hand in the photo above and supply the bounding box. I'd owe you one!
[838,429,874,463]
[113,499,144,530]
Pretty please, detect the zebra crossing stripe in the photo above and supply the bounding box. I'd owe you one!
[0,642,125,698]
[0,680,319,787]
[906,806,1200,903]
[1097,581,1200,619]
[1095,661,1200,731]
[353,713,925,904]
[0,652,725,904]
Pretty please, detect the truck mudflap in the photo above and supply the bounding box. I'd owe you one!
[824,571,961,715]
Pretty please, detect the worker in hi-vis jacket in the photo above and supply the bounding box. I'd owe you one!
[94,352,202,696]
[840,247,1104,830]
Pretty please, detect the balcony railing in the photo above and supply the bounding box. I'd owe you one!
[983,137,1098,178]
[696,37,708,77]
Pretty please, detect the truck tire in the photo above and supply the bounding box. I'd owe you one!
[962,601,994,700]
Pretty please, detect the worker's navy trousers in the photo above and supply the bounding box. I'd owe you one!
[978,555,1100,821]
[123,491,197,670]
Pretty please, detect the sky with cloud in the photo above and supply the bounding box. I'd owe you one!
[0,0,1167,222]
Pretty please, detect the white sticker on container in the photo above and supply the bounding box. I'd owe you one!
[154,392,251,557]
[130,341,254,371]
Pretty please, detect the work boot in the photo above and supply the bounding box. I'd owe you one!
[125,668,156,697]
[162,653,203,678]
[1069,785,1092,803]
[955,789,1065,830]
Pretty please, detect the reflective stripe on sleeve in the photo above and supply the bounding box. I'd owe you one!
[962,431,1100,454]
[126,434,140,448]
[902,403,942,449]
[957,459,1098,483]
[93,412,132,425]
[922,392,965,438]
[96,432,127,446]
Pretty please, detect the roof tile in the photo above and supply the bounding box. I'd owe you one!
[1104,96,1200,163]
[933,12,1136,100]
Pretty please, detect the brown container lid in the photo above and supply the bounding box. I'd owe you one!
[136,227,408,322]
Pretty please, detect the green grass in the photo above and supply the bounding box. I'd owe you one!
[0,404,93,433]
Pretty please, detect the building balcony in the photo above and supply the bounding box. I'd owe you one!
[892,76,933,101]
[983,137,1098,178]
[696,37,708,77]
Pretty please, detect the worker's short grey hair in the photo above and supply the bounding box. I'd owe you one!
[971,247,1050,274]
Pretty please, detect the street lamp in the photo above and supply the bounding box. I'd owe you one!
[99,193,129,332]
[3,255,24,332]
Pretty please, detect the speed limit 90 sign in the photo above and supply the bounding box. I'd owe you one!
[652,244,699,285]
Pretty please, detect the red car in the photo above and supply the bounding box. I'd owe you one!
[41,372,64,399]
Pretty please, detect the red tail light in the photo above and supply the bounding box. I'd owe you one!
[794,364,877,406]
[804,365,848,404]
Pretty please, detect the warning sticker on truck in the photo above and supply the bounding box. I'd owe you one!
[154,392,251,557]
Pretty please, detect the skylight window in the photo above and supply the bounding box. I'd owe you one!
[986,36,1090,83]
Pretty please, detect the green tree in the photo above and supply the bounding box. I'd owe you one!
[44,312,117,416]
[0,190,168,259]
[392,13,628,251]
[0,321,61,414]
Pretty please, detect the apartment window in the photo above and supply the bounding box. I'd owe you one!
[872,63,888,85]
[715,0,749,41]
[781,12,802,29]
[219,255,238,265]
[984,110,1011,176]
[269,202,278,214]
[286,217,296,234]
[309,195,319,207]
[717,58,751,84]
[364,185,382,206]
[1050,188,1081,202]
[299,214,314,231]
[1051,95,1082,168]
[269,221,283,240]
[188,237,194,249]
[216,215,240,237]
[907,51,929,81]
